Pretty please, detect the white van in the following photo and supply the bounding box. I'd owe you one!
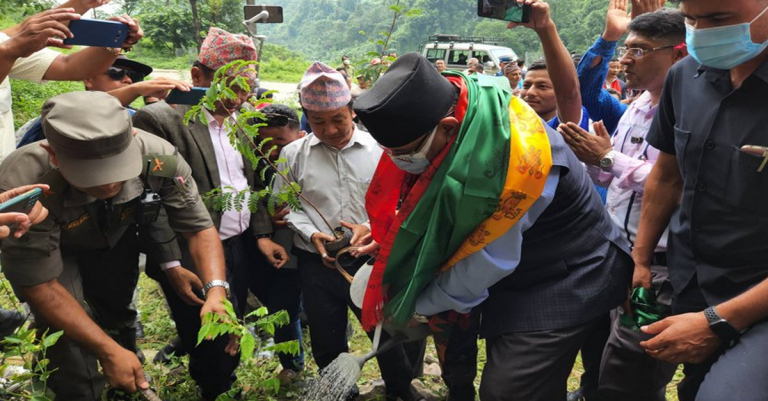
[420,34,518,75]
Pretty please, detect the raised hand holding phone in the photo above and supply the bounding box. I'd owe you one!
[0,184,50,239]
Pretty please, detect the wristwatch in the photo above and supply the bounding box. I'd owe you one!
[599,150,617,172]
[202,280,230,298]
[704,306,741,342]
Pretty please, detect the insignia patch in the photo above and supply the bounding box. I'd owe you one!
[64,213,90,230]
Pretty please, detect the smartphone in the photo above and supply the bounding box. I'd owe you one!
[244,5,284,23]
[0,188,43,214]
[477,0,532,23]
[165,87,208,105]
[63,19,129,47]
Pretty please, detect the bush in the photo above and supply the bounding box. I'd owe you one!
[10,79,83,130]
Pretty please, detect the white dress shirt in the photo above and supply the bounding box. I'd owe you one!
[275,128,383,253]
[205,109,251,240]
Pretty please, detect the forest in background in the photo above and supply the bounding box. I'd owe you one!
[4,0,628,65]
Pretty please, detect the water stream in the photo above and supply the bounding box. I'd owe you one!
[301,352,362,401]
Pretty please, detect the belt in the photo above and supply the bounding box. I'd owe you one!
[651,252,667,267]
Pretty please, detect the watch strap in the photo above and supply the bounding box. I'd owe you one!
[202,279,230,298]
[704,306,741,341]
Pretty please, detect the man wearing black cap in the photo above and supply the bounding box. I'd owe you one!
[0,91,231,400]
[16,56,190,148]
[353,52,632,401]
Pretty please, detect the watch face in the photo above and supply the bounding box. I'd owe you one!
[600,158,612,168]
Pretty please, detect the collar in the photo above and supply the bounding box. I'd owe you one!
[203,108,238,129]
[63,177,144,208]
[307,126,369,150]
[630,91,657,115]
[695,54,768,84]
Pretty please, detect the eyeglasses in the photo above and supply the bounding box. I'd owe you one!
[105,67,145,83]
[617,45,676,59]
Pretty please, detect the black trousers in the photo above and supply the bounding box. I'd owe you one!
[295,248,416,396]
[248,248,305,372]
[146,234,254,401]
[479,317,603,401]
[574,313,611,399]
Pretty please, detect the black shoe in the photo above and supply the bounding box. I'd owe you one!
[153,336,186,364]
[136,319,145,339]
[0,309,25,339]
[567,387,586,401]
[346,384,359,401]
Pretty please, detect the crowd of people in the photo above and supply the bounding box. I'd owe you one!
[1,0,768,400]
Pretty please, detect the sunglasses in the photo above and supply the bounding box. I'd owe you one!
[105,67,145,83]
[262,113,298,127]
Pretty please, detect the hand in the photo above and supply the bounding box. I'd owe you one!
[603,0,631,41]
[630,0,666,20]
[350,233,380,258]
[632,263,653,290]
[507,0,553,32]
[100,345,149,393]
[311,232,337,269]
[224,334,239,356]
[0,8,80,58]
[108,14,142,49]
[558,121,613,166]
[257,237,289,269]
[270,206,289,227]
[640,312,721,364]
[339,220,371,246]
[130,77,190,98]
[163,266,204,306]
[0,184,50,239]
[199,286,230,333]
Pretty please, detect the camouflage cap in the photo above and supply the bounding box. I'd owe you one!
[41,91,142,188]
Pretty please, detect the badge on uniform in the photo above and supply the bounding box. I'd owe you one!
[173,176,192,193]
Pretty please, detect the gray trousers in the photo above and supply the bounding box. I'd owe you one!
[41,230,140,401]
[598,265,678,401]
[479,318,602,401]
[692,319,768,401]
[673,279,768,401]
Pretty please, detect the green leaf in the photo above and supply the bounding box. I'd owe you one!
[42,330,63,348]
[242,333,257,360]
[259,378,281,395]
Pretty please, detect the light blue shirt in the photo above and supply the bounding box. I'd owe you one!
[414,166,561,316]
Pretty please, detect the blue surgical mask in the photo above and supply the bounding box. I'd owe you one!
[388,126,438,174]
[686,3,768,70]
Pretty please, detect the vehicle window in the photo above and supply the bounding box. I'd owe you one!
[449,50,471,65]
[473,51,491,64]
[426,49,446,63]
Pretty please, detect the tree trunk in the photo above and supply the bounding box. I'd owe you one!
[189,0,203,51]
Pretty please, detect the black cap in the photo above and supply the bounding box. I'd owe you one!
[354,52,456,148]
[113,55,153,78]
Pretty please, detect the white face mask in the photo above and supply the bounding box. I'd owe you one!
[343,59,351,66]
[388,126,439,174]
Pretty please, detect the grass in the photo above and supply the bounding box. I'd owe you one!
[0,269,686,400]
